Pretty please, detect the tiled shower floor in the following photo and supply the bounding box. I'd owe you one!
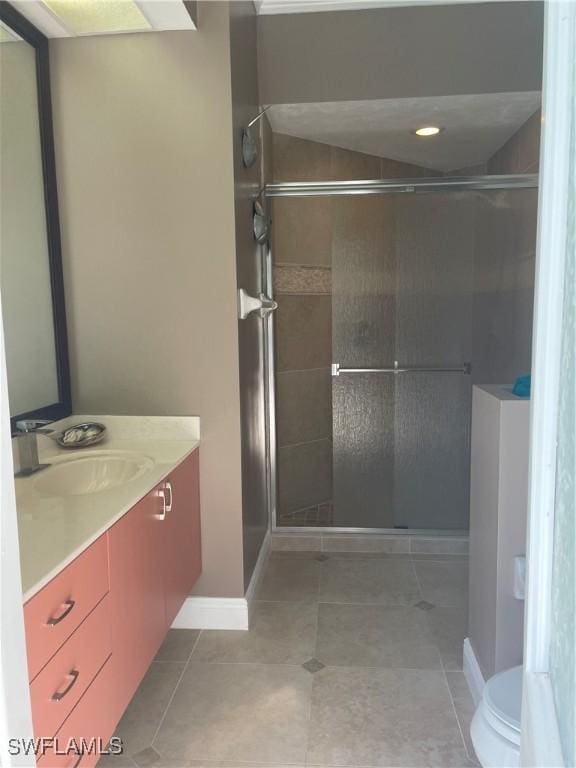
[101,551,478,768]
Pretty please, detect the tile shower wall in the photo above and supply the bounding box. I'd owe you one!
[331,195,397,528]
[273,178,334,524]
[272,134,436,526]
[392,194,475,530]
[272,116,540,528]
[486,109,541,175]
[472,110,540,385]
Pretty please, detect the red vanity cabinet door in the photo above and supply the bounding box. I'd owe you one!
[107,487,166,722]
[163,448,202,628]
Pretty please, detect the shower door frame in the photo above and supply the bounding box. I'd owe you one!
[263,173,539,534]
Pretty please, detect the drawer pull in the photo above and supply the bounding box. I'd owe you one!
[47,599,75,626]
[165,480,173,513]
[158,483,173,520]
[52,669,79,701]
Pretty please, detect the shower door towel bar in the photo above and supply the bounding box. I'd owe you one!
[331,362,472,376]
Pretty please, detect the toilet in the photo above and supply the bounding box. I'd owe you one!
[470,665,523,767]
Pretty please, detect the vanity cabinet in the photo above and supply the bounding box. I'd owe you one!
[30,595,111,742]
[163,448,201,626]
[108,486,167,722]
[24,448,201,766]
[24,536,109,682]
[37,658,118,768]
[109,448,202,717]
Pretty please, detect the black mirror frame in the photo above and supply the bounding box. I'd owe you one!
[1,2,72,431]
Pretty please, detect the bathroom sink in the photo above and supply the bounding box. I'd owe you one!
[34,451,155,496]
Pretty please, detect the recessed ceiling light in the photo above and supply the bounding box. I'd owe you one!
[414,126,442,137]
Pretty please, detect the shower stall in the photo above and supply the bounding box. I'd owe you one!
[264,174,538,534]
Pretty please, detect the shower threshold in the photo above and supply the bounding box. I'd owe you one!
[275,504,467,536]
[271,528,470,556]
[273,526,469,536]
[276,504,467,536]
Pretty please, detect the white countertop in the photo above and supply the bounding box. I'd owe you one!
[14,415,200,602]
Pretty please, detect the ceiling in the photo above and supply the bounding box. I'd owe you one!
[256,0,507,14]
[266,93,541,171]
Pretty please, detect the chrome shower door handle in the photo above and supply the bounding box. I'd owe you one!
[259,295,278,317]
[238,289,278,319]
[331,361,472,376]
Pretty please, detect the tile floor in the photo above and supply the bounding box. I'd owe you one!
[101,551,478,768]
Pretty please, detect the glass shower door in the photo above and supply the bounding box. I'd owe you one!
[332,192,475,530]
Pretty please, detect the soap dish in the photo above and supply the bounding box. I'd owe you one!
[55,422,107,449]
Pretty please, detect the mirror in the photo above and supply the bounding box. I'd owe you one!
[0,4,71,429]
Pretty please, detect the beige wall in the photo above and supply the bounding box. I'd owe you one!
[258,2,543,105]
[49,2,246,598]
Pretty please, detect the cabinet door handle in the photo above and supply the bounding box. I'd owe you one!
[165,481,173,513]
[157,487,167,521]
[47,599,75,626]
[52,669,79,701]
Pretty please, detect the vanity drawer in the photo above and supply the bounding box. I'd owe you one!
[37,656,118,768]
[25,536,109,680]
[31,594,111,739]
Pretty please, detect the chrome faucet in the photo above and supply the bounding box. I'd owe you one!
[13,419,53,477]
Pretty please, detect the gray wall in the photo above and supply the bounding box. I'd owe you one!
[469,386,530,679]
[472,112,540,385]
[258,2,543,105]
[229,1,270,588]
[50,3,246,599]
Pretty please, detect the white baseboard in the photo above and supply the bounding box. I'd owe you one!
[245,529,271,611]
[171,530,271,632]
[172,596,248,630]
[463,638,486,706]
